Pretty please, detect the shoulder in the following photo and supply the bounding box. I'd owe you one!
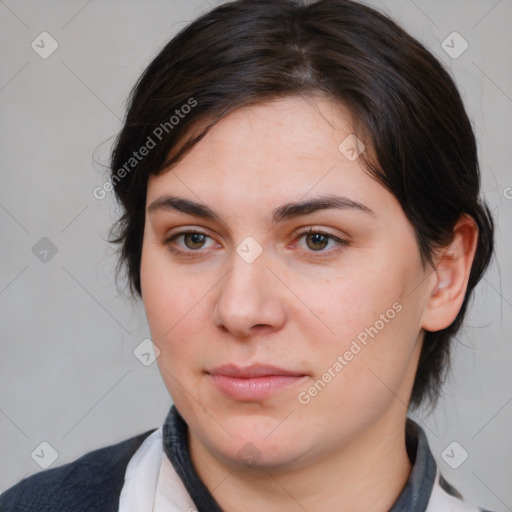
[0,428,157,512]
[426,471,497,512]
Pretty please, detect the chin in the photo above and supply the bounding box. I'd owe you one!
[216,438,305,472]
[203,417,311,467]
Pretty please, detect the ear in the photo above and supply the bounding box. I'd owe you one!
[421,215,479,332]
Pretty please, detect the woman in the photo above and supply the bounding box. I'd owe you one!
[0,0,496,510]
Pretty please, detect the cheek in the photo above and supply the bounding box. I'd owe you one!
[140,251,208,403]
[291,254,424,400]
[140,243,205,356]
[290,258,411,348]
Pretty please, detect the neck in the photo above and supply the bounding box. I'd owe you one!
[189,409,413,512]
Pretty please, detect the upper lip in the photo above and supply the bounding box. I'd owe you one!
[208,364,305,378]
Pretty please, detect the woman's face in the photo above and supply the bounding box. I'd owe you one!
[140,95,434,469]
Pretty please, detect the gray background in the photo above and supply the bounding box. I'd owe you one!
[0,0,511,510]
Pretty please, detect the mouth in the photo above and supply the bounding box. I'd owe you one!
[207,364,308,401]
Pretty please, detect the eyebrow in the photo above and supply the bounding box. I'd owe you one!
[148,194,374,224]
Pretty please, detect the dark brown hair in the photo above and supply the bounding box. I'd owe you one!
[109,0,494,409]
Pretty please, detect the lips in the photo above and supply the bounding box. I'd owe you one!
[207,364,307,401]
[209,364,304,378]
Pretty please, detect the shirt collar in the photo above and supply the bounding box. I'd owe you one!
[162,405,437,512]
[389,416,437,511]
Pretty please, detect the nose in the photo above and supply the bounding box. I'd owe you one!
[212,248,287,339]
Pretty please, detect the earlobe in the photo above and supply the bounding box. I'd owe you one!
[421,215,479,332]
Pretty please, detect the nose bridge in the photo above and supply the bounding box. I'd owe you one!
[213,243,285,336]
[228,247,268,298]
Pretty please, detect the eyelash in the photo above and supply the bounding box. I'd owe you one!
[293,227,347,257]
[163,227,347,259]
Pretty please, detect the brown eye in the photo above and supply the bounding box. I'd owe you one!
[294,228,347,257]
[164,230,217,256]
[182,233,208,250]
[304,233,329,251]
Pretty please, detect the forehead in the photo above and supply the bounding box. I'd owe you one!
[180,95,354,161]
[146,95,391,217]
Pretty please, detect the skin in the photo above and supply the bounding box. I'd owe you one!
[140,95,478,512]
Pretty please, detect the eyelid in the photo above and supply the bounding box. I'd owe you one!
[164,229,218,248]
[293,225,345,238]
[292,226,348,255]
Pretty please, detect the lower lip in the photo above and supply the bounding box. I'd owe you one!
[210,374,306,401]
